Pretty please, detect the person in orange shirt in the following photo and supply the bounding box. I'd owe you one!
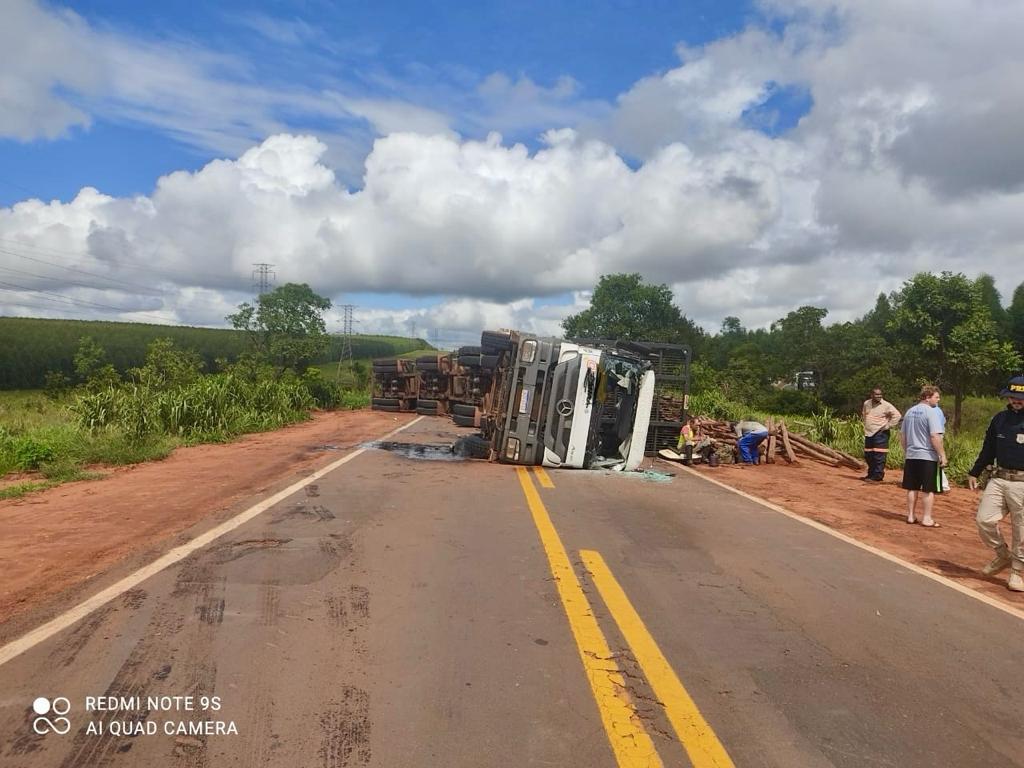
[862,387,902,481]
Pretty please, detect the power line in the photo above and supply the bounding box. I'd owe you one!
[0,279,178,322]
[0,261,161,297]
[0,238,239,289]
[0,288,129,319]
[0,245,165,295]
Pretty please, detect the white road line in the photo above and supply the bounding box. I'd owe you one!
[0,416,424,668]
[676,464,1024,623]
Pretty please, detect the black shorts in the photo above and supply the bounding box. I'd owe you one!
[902,459,943,493]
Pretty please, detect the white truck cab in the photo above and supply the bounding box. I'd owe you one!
[482,331,655,471]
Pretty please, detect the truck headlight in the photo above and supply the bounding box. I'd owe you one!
[505,437,521,460]
[521,340,537,363]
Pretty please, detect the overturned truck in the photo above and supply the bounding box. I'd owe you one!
[479,330,661,471]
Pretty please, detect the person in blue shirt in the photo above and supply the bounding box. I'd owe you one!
[899,385,947,527]
[967,376,1024,592]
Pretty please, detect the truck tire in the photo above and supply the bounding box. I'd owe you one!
[456,345,482,356]
[372,397,400,407]
[453,434,491,459]
[479,354,499,370]
[458,354,481,367]
[372,404,401,412]
[372,363,398,374]
[452,403,476,418]
[452,414,476,428]
[481,331,514,354]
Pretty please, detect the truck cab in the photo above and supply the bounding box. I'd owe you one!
[481,331,654,470]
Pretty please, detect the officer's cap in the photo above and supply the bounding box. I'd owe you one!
[999,375,1024,397]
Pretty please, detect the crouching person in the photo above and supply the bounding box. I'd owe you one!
[733,420,769,465]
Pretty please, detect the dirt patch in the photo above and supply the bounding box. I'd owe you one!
[692,461,1024,608]
[0,409,416,626]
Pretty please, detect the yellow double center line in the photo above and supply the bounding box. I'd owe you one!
[516,466,734,768]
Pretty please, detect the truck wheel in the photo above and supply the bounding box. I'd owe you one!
[452,414,476,427]
[372,397,401,407]
[456,345,482,356]
[481,331,514,354]
[479,354,499,370]
[372,404,401,412]
[452,403,476,418]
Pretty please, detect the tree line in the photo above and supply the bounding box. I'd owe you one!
[563,272,1021,431]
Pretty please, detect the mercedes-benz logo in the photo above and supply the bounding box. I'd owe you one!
[555,399,574,416]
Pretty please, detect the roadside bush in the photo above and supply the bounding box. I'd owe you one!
[337,390,370,410]
[12,435,57,470]
[301,368,345,409]
[43,370,72,400]
[71,372,316,440]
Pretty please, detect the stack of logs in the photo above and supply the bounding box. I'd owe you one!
[655,394,687,422]
[697,418,865,470]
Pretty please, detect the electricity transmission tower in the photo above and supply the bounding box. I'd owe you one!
[336,304,356,381]
[251,263,275,295]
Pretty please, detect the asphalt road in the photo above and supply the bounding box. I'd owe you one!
[1,417,1022,767]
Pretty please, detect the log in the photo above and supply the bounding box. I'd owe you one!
[765,417,776,464]
[790,441,842,466]
[788,431,845,458]
[779,421,799,464]
[787,431,864,470]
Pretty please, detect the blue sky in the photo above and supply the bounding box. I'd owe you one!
[0,0,759,206]
[2,0,1022,339]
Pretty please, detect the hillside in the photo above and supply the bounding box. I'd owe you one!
[0,317,430,389]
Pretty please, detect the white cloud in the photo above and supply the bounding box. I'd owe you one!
[4,0,1024,336]
[0,0,100,139]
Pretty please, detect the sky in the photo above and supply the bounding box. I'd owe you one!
[1,0,1022,348]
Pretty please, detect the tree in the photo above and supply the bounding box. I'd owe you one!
[73,336,120,391]
[976,273,1008,335]
[888,271,1020,431]
[562,273,705,349]
[1008,281,1024,354]
[862,293,894,338]
[227,283,332,375]
[769,306,828,382]
[128,338,204,389]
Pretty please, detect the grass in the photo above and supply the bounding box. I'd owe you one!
[0,372,367,499]
[0,481,53,500]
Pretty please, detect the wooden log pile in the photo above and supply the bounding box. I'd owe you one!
[693,418,865,470]
[655,394,687,422]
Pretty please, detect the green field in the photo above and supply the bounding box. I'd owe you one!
[0,316,432,389]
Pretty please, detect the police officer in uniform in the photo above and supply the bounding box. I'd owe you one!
[967,375,1024,592]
